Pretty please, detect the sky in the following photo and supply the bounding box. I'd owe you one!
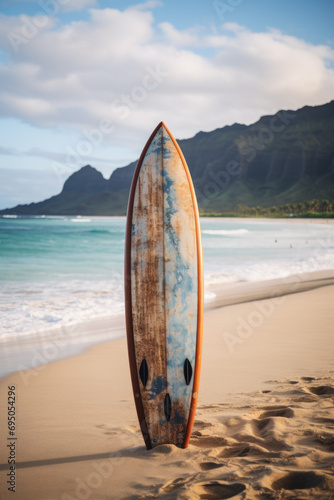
[0,0,333,209]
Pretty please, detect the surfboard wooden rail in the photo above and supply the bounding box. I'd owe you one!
[124,122,203,449]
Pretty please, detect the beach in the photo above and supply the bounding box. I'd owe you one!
[1,269,334,499]
[1,0,334,497]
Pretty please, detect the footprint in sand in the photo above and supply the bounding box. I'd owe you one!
[308,385,334,395]
[313,417,334,428]
[232,418,292,452]
[252,417,271,433]
[218,441,282,460]
[160,474,197,493]
[191,435,229,448]
[199,462,225,471]
[295,395,318,403]
[259,406,294,419]
[219,443,252,458]
[314,432,334,452]
[162,478,246,499]
[272,471,324,491]
[189,481,246,499]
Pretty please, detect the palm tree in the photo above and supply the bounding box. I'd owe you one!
[304,200,312,213]
[236,204,247,214]
[286,204,294,215]
[249,207,257,216]
[310,199,318,212]
[296,202,306,214]
[320,199,330,213]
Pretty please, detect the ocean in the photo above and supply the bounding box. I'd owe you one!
[0,215,333,341]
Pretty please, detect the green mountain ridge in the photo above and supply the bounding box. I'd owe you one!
[2,100,334,216]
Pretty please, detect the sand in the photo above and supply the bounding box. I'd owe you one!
[0,272,334,499]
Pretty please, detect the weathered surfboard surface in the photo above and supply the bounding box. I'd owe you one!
[125,122,203,449]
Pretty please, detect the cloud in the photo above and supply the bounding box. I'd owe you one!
[0,146,20,155]
[159,22,203,47]
[25,147,121,166]
[0,5,333,149]
[0,144,120,166]
[127,1,163,10]
[13,0,97,13]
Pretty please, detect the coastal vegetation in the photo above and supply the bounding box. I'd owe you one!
[200,199,334,218]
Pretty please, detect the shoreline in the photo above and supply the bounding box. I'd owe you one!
[200,216,334,224]
[206,269,334,309]
[0,313,126,380]
[2,214,334,223]
[1,269,334,380]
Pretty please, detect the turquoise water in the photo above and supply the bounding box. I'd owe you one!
[1,216,124,281]
[0,215,333,338]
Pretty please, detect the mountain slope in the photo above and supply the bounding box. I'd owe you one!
[2,100,334,215]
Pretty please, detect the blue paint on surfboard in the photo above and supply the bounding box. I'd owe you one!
[148,376,167,400]
[162,126,198,419]
[129,123,200,448]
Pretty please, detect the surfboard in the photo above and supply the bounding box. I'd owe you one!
[124,122,203,449]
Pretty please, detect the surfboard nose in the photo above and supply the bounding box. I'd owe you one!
[153,121,172,140]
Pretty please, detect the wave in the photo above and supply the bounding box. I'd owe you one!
[1,219,332,343]
[88,229,124,235]
[2,251,333,341]
[70,218,92,223]
[34,216,65,219]
[0,277,124,339]
[204,252,334,287]
[202,229,249,236]
[88,229,111,235]
[2,215,18,218]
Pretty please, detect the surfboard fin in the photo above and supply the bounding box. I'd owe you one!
[184,358,193,385]
[139,358,149,387]
[164,393,172,421]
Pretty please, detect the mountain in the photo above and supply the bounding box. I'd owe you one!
[2,101,334,216]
